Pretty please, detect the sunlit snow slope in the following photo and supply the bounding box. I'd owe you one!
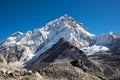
[0,14,120,63]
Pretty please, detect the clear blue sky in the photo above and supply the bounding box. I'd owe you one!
[0,0,120,41]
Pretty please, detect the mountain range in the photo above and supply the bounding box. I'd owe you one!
[0,14,120,80]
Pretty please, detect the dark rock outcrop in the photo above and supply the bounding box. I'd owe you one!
[25,38,105,79]
[0,45,24,63]
[89,52,120,79]
[26,38,88,70]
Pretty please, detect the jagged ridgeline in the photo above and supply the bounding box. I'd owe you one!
[0,14,120,80]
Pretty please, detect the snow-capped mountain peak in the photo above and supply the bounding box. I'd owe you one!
[45,14,94,37]
[0,14,120,64]
[11,31,23,37]
[0,15,95,55]
[27,15,95,59]
[109,31,120,38]
[0,31,23,47]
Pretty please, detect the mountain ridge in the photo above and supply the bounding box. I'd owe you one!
[0,14,120,64]
[0,14,120,80]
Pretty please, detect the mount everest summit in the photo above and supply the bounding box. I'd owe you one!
[0,14,120,80]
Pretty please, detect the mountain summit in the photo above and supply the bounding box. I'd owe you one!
[0,14,95,63]
[0,14,120,63]
[0,14,120,80]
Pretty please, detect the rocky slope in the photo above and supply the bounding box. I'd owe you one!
[0,38,102,80]
[0,14,120,64]
[25,38,105,79]
[26,38,120,79]
[0,14,95,64]
[0,14,120,80]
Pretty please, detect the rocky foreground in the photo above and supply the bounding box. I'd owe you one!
[0,38,119,80]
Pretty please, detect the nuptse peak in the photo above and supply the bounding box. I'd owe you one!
[0,14,120,63]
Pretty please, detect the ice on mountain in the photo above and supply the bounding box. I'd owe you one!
[86,45,110,55]
[1,14,120,63]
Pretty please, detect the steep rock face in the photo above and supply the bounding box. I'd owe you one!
[1,15,120,64]
[95,32,120,46]
[35,38,86,63]
[26,14,94,58]
[85,32,120,55]
[25,38,107,80]
[0,45,24,64]
[25,38,87,70]
[26,38,103,78]
[89,53,120,79]
[0,14,95,63]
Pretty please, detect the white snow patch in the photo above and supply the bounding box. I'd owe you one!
[27,40,34,45]
[85,45,109,55]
